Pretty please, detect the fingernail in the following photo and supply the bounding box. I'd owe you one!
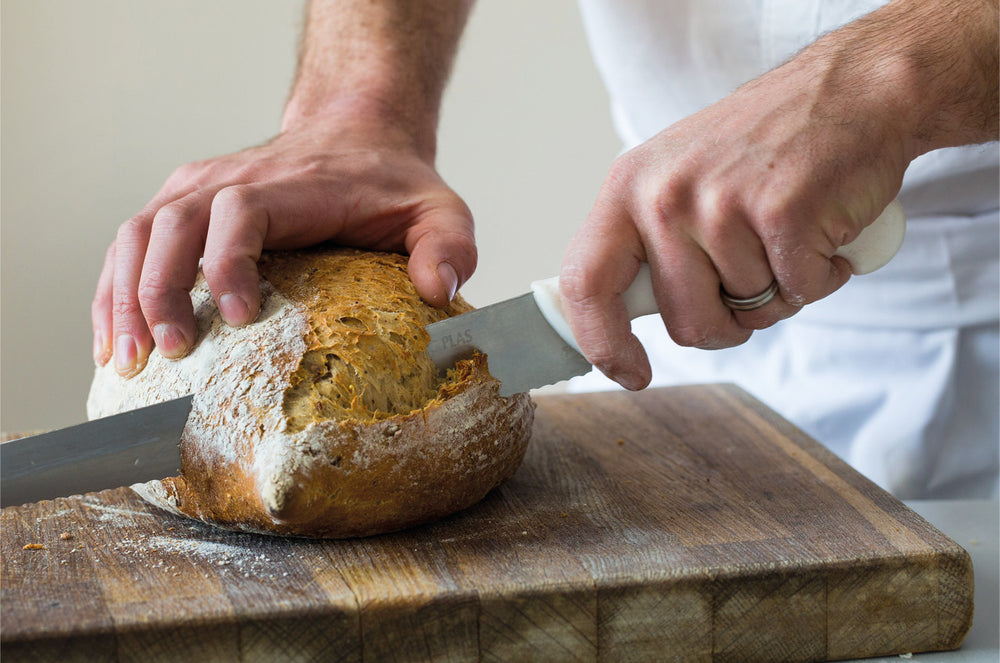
[153,323,188,359]
[619,373,648,392]
[608,367,650,392]
[94,329,111,366]
[115,334,137,375]
[219,293,251,326]
[437,262,458,302]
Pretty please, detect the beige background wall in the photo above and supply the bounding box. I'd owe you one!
[1,0,619,430]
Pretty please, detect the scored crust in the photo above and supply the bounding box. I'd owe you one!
[86,247,535,538]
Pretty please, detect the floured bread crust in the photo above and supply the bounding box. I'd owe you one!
[87,248,535,538]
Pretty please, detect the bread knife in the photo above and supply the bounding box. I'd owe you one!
[0,394,193,507]
[426,200,906,396]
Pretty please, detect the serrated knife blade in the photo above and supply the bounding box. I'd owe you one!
[0,394,193,507]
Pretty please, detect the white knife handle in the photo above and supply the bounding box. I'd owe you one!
[532,200,906,353]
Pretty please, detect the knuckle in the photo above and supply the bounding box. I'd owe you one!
[780,284,812,308]
[827,215,865,256]
[115,215,150,246]
[770,259,831,308]
[646,175,690,223]
[746,186,793,221]
[734,311,781,331]
[697,185,742,246]
[586,349,621,376]
[668,323,709,348]
[748,195,825,256]
[575,328,619,372]
[165,162,197,187]
[449,231,478,259]
[165,157,221,188]
[770,257,807,298]
[558,262,602,306]
[622,176,690,240]
[152,201,199,234]
[111,296,143,321]
[747,195,796,244]
[211,184,255,214]
[91,293,109,319]
[136,273,174,310]
[704,182,742,219]
[442,234,478,274]
[604,155,638,194]
[199,259,226,284]
[200,253,247,286]
[201,251,240,281]
[668,321,748,350]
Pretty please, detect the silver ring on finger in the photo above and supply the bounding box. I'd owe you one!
[720,279,779,312]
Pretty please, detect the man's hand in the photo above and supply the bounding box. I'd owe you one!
[92,122,475,377]
[559,0,999,390]
[92,0,475,377]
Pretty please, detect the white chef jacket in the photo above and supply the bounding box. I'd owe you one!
[571,0,1000,498]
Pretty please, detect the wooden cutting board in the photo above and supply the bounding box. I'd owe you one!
[0,385,973,662]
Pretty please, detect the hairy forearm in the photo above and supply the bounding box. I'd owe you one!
[282,0,474,159]
[797,0,998,161]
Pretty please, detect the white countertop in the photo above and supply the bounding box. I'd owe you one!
[846,500,998,662]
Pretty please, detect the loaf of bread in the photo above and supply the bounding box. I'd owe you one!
[87,247,534,538]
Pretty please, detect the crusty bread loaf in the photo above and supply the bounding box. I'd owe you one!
[87,247,534,538]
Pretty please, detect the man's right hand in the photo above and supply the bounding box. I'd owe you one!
[92,117,477,377]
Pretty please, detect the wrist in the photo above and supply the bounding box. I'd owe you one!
[281,91,439,162]
[278,0,472,165]
[802,0,998,161]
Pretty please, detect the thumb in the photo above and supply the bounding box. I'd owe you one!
[405,202,478,307]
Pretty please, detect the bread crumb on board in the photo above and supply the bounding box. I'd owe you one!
[60,532,74,540]
[22,543,46,550]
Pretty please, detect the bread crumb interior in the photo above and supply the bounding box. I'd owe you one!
[261,249,473,430]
